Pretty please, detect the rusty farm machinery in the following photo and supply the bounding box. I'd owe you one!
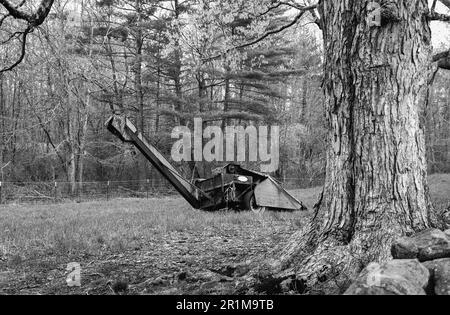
[106,115,306,213]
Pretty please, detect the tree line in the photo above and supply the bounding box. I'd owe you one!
[1,0,450,294]
[0,0,448,192]
[0,0,327,192]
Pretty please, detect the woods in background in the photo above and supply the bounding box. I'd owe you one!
[0,0,448,194]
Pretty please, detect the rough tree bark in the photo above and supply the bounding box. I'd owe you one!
[256,0,440,294]
[0,74,4,167]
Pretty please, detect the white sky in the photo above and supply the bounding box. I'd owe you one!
[432,22,450,51]
[430,1,450,50]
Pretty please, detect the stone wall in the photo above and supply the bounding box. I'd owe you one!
[346,229,450,295]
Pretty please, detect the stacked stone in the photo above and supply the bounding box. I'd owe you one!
[346,229,450,295]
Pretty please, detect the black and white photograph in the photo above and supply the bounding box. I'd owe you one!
[0,0,450,301]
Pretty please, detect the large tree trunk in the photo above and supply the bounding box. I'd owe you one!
[257,0,439,294]
[315,0,436,250]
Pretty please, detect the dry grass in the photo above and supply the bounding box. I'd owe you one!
[0,175,448,295]
[0,199,305,260]
[0,184,320,260]
[429,173,450,208]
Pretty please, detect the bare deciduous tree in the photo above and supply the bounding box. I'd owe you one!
[0,0,55,72]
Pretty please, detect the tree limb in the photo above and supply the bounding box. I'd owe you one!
[433,50,450,70]
[0,13,10,27]
[429,12,450,22]
[0,26,31,73]
[432,0,438,13]
[427,0,450,69]
[204,4,317,61]
[0,0,55,73]
[0,0,53,25]
[431,0,450,70]
[0,0,32,21]
[233,11,307,51]
[0,0,26,27]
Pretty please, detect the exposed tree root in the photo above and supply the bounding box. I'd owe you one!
[246,200,438,295]
[247,227,397,295]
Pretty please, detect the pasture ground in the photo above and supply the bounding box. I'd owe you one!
[1,174,449,295]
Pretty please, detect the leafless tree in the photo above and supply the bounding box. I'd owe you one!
[0,0,55,72]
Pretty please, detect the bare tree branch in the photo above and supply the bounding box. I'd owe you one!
[0,0,32,21]
[0,26,30,73]
[232,11,307,51]
[0,0,53,25]
[430,0,450,72]
[204,3,318,61]
[0,13,10,27]
[426,0,450,70]
[432,0,438,12]
[1,29,25,45]
[433,50,450,70]
[0,0,25,27]
[429,12,450,22]
[0,0,55,73]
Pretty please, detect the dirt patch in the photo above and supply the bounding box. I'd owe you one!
[0,198,312,295]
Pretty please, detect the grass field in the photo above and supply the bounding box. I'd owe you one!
[1,175,449,295]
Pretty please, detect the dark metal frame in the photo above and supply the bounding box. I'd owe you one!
[106,115,305,212]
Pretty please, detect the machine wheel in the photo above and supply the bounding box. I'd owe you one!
[243,192,267,214]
